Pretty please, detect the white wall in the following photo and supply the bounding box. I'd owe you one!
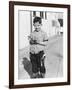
[19,11,30,49]
[42,12,61,37]
[0,0,72,90]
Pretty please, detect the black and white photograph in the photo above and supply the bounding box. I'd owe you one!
[18,11,63,79]
[9,1,70,88]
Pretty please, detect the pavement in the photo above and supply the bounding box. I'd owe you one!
[18,35,63,79]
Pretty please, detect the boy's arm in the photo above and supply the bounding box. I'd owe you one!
[28,35,37,45]
[38,40,48,46]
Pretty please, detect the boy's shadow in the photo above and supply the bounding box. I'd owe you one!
[22,57,33,78]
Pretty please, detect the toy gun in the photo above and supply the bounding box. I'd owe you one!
[40,54,46,74]
[41,54,46,67]
[29,36,46,46]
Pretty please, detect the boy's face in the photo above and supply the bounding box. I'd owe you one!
[33,22,42,31]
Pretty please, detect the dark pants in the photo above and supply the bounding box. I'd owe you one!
[30,51,46,74]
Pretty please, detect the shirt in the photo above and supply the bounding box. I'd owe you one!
[29,30,48,54]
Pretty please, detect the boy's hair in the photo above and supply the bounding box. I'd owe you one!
[33,16,42,24]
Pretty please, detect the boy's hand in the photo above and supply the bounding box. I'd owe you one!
[30,39,37,45]
[30,39,34,44]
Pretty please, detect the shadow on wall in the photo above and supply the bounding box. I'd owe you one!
[22,57,33,78]
[19,45,30,59]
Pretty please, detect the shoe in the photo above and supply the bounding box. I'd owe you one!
[32,72,39,78]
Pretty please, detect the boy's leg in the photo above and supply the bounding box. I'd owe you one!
[30,53,39,78]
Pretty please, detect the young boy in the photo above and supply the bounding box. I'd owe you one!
[28,17,48,78]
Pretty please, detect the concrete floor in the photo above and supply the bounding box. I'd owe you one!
[18,35,63,79]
